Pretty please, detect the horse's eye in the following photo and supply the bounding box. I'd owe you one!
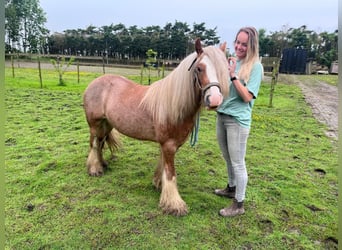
[196,67,202,72]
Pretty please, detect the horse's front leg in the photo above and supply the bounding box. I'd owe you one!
[158,141,188,216]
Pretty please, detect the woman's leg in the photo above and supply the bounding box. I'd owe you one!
[216,114,235,186]
[218,115,250,217]
[226,121,249,202]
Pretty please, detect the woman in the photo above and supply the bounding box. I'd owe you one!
[215,27,263,217]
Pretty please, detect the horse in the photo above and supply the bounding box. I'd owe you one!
[83,39,229,216]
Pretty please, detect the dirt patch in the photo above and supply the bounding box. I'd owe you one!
[278,74,338,140]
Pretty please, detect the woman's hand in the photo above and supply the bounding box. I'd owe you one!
[227,57,237,77]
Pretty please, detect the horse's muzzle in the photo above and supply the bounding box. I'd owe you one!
[204,85,223,109]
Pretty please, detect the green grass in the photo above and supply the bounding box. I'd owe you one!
[299,74,338,86]
[278,73,338,87]
[5,67,338,249]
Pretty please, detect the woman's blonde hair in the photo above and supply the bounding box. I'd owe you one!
[235,27,260,83]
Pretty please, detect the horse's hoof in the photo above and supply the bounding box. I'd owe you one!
[89,173,102,177]
[88,168,104,177]
[161,204,188,216]
[164,208,188,217]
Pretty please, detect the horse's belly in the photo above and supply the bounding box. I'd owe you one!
[107,111,156,141]
[117,124,156,141]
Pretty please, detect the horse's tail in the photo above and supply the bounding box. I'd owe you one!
[105,129,121,155]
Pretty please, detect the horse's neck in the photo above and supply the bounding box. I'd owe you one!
[151,68,201,124]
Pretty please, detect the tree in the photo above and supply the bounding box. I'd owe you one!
[259,28,275,56]
[47,32,65,54]
[41,19,337,69]
[45,21,221,61]
[203,28,220,45]
[5,0,21,51]
[286,25,311,49]
[170,21,190,59]
[258,25,338,69]
[145,49,158,84]
[50,56,75,86]
[316,31,338,68]
[5,0,48,53]
[190,22,219,45]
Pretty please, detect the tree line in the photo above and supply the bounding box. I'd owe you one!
[46,22,220,61]
[5,0,338,68]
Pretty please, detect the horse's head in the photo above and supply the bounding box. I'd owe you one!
[189,39,229,110]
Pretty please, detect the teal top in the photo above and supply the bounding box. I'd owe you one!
[217,60,263,128]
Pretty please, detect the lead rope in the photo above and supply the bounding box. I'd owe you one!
[190,112,200,147]
[189,55,200,147]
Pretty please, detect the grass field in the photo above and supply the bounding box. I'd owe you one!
[5,66,338,249]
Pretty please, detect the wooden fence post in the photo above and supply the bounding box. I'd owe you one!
[77,60,80,83]
[38,55,43,88]
[269,60,279,108]
[11,55,15,78]
[102,55,105,74]
[140,65,144,84]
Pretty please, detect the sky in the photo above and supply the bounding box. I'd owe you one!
[39,0,338,52]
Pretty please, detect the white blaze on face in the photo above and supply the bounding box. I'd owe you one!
[202,56,223,108]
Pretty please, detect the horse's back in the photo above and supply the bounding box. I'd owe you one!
[85,74,137,103]
[83,74,151,134]
[84,74,132,100]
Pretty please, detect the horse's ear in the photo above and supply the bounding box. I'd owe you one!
[219,41,227,52]
[195,38,203,55]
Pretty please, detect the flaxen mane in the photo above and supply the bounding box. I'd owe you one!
[140,45,229,125]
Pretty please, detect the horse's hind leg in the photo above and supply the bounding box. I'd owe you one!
[153,155,163,190]
[87,120,112,176]
[87,134,103,176]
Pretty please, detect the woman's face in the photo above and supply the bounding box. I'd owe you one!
[234,31,248,59]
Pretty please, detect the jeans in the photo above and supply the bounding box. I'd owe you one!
[216,113,250,202]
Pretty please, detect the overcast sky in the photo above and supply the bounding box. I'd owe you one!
[39,0,338,51]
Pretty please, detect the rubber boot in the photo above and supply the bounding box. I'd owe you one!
[219,199,245,217]
[214,185,236,198]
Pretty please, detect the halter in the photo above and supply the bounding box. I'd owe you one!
[188,54,222,147]
[188,54,222,98]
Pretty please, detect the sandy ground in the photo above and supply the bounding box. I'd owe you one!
[7,61,338,140]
